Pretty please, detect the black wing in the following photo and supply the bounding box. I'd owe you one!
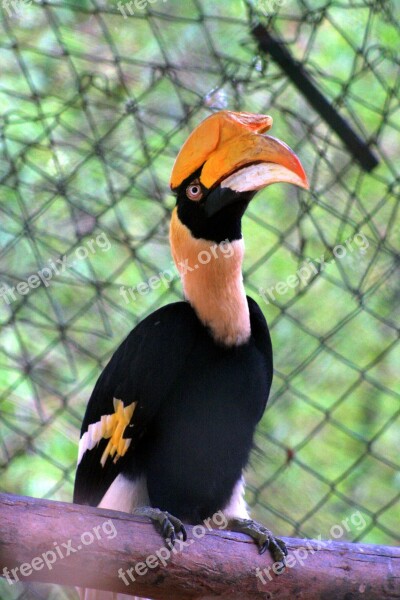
[247,295,273,420]
[73,301,199,506]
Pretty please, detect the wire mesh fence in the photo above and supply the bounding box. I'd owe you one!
[0,0,399,597]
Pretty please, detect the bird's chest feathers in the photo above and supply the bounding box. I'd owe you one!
[170,210,250,347]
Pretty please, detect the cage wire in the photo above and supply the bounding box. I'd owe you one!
[0,0,399,597]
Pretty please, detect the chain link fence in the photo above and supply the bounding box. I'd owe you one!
[0,0,399,597]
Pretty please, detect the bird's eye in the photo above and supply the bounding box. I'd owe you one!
[186,181,203,201]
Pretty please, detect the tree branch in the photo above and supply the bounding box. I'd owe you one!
[0,493,399,599]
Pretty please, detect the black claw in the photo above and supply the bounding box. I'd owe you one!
[161,519,170,538]
[167,513,187,542]
[228,518,287,569]
[159,511,187,549]
[168,529,176,546]
[274,558,286,573]
[259,541,269,555]
[273,537,288,557]
[161,521,167,537]
[134,507,186,549]
[180,525,187,542]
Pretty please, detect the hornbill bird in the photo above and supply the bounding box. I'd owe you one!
[74,110,308,599]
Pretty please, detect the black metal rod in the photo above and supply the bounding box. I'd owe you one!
[252,24,379,172]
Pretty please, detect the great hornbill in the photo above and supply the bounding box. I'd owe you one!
[74,111,308,599]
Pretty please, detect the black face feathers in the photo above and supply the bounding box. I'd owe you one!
[175,171,254,243]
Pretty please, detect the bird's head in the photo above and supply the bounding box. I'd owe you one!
[169,110,308,246]
[169,110,309,345]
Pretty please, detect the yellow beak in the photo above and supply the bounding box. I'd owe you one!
[170,110,309,193]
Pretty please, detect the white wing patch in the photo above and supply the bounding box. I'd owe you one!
[98,474,149,512]
[222,476,250,519]
[78,398,137,467]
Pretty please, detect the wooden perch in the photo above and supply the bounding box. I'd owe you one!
[0,493,399,599]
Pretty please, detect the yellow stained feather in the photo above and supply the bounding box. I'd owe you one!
[98,399,136,467]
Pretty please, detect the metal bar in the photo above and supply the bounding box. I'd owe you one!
[252,24,379,172]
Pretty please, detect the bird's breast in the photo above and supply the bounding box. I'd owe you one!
[133,333,270,523]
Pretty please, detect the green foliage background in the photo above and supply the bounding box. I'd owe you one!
[0,0,399,597]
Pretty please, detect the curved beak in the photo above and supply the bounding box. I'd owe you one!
[170,111,309,200]
[211,135,309,192]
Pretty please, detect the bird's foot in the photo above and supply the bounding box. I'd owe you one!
[134,506,187,550]
[229,518,287,567]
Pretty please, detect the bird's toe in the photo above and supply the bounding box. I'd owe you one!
[228,517,287,570]
[134,506,186,549]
